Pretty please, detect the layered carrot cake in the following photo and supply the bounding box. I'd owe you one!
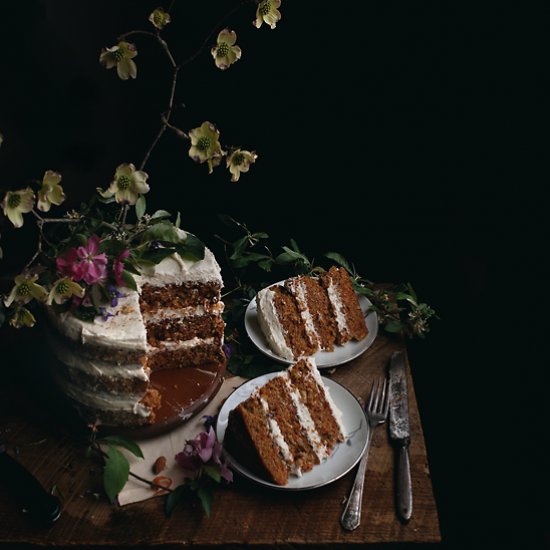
[223,357,345,485]
[256,266,368,360]
[44,233,225,427]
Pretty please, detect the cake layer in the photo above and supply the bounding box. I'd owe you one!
[147,340,225,371]
[51,370,160,426]
[49,337,149,394]
[139,281,221,312]
[45,291,148,354]
[146,315,224,347]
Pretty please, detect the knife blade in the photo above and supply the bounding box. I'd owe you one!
[388,350,413,522]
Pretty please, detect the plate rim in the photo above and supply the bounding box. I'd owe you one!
[216,372,369,491]
[244,279,378,369]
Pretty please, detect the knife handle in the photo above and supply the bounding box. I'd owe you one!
[0,450,61,527]
[396,443,413,522]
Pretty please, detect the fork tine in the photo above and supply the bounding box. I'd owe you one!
[367,379,377,409]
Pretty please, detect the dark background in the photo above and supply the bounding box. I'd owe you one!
[0,1,544,548]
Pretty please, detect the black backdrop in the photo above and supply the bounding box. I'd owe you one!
[0,1,543,548]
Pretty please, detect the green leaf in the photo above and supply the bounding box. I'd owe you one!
[164,485,186,517]
[289,238,301,252]
[324,252,353,274]
[257,258,273,272]
[96,194,115,204]
[140,222,180,244]
[176,234,205,261]
[384,319,403,333]
[103,445,130,502]
[151,209,172,220]
[229,236,249,259]
[135,195,146,219]
[274,252,294,264]
[99,436,143,458]
[252,232,269,240]
[175,211,181,229]
[141,248,177,264]
[217,214,241,228]
[197,486,212,517]
[89,283,104,308]
[121,270,137,291]
[123,261,141,276]
[203,464,221,483]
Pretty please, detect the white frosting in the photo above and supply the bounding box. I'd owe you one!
[135,244,222,288]
[256,288,294,360]
[147,336,215,352]
[258,396,295,470]
[50,338,149,381]
[46,291,148,352]
[52,374,150,417]
[141,302,224,322]
[306,357,346,438]
[281,372,330,462]
[288,278,319,350]
[326,280,349,336]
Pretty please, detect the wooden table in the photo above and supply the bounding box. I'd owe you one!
[0,330,440,547]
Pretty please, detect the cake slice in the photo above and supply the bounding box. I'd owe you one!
[223,358,345,485]
[256,284,319,360]
[320,266,368,345]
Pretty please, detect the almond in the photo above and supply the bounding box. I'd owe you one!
[152,456,167,474]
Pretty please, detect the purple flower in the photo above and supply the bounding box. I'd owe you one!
[175,426,232,483]
[108,284,125,307]
[222,343,233,359]
[99,307,113,321]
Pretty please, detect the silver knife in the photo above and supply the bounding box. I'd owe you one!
[388,350,413,522]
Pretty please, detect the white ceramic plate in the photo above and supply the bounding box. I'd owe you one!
[216,373,369,491]
[244,282,378,368]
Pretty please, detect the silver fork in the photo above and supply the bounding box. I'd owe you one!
[340,377,390,531]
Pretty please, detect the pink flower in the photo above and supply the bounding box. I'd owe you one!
[55,235,107,285]
[113,249,130,287]
[56,247,82,280]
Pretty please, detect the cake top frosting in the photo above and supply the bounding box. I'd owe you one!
[135,246,223,288]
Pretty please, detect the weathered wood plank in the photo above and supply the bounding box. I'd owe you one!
[0,331,440,546]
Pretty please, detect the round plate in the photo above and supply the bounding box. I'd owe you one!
[216,372,369,491]
[98,361,226,439]
[244,283,378,368]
